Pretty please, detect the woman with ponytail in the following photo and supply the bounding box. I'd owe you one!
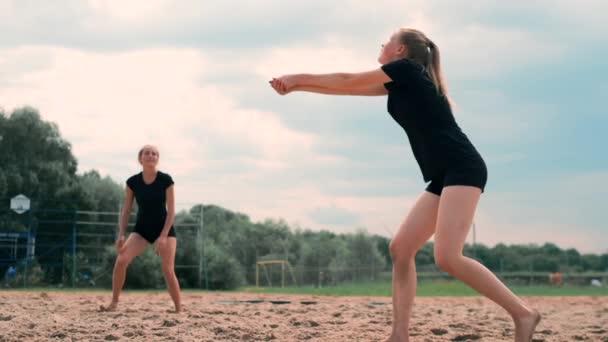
[270,28,540,341]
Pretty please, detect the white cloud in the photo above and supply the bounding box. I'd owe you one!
[439,25,566,79]
[470,171,608,254]
[472,215,605,254]
[256,45,377,77]
[0,1,605,255]
[192,180,417,235]
[453,88,559,144]
[0,46,315,179]
[543,0,608,36]
[87,0,171,22]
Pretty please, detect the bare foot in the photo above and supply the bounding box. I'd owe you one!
[99,302,118,312]
[513,309,541,342]
[383,332,409,342]
[383,335,394,342]
[166,305,183,314]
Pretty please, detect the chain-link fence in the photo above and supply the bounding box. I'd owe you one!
[1,206,606,290]
[0,206,206,289]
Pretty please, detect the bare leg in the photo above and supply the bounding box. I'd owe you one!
[385,192,440,342]
[159,237,181,313]
[101,233,149,311]
[433,186,540,342]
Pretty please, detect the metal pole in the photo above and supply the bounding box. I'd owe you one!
[256,263,259,287]
[198,205,208,290]
[198,206,202,289]
[24,208,33,288]
[72,210,77,288]
[116,202,122,240]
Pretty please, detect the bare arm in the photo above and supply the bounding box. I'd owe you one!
[118,187,135,237]
[271,68,392,95]
[295,69,392,89]
[291,84,387,96]
[160,185,175,237]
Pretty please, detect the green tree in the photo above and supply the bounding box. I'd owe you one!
[77,170,123,212]
[0,107,79,209]
[0,107,125,285]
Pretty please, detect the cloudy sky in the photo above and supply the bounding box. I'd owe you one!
[1,0,606,253]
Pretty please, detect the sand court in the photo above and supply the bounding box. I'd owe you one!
[0,292,606,341]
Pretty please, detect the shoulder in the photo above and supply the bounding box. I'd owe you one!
[158,171,175,186]
[381,58,427,82]
[382,58,424,72]
[127,172,141,181]
[126,173,141,187]
[158,171,172,180]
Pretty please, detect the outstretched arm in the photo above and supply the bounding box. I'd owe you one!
[273,82,387,96]
[270,69,391,96]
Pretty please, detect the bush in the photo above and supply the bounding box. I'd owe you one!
[202,240,245,290]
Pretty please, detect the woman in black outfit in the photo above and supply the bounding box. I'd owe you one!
[101,145,181,313]
[270,28,539,342]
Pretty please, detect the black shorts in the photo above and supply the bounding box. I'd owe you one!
[425,164,488,196]
[134,226,176,244]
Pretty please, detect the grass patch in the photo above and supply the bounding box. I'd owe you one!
[240,280,608,297]
[4,281,607,297]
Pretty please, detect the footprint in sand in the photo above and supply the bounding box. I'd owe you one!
[430,328,448,336]
[123,330,144,337]
[48,331,67,339]
[452,334,481,341]
[449,323,471,330]
[307,320,320,327]
[590,329,607,334]
[162,320,178,327]
[212,326,226,335]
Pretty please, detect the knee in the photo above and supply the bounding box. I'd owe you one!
[162,265,175,277]
[115,253,132,268]
[389,238,417,265]
[434,249,458,273]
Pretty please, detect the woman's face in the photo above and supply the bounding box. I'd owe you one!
[139,146,159,168]
[378,32,406,65]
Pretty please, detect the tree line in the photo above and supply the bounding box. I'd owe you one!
[1,107,606,289]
